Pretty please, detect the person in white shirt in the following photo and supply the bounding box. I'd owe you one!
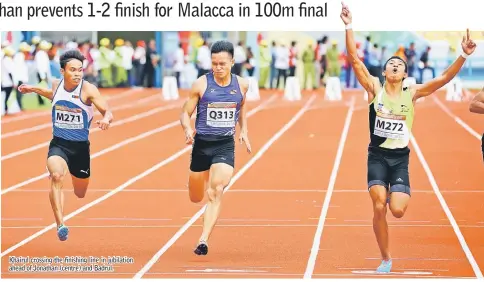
[1,46,16,114]
[1,40,11,60]
[34,40,52,105]
[13,42,32,110]
[65,39,78,50]
[122,41,135,86]
[275,42,290,89]
[233,41,246,76]
[133,41,146,86]
[173,43,185,87]
[196,40,211,78]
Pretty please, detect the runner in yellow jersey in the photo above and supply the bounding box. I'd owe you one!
[340,2,477,273]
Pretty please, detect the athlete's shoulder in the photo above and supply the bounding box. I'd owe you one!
[235,75,249,94]
[191,75,208,96]
[193,74,208,88]
[80,81,102,101]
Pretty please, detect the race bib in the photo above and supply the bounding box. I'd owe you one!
[373,112,406,140]
[206,102,236,128]
[54,106,84,130]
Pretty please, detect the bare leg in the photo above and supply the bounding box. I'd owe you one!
[188,170,210,203]
[369,185,392,272]
[194,163,233,255]
[389,191,410,218]
[47,156,69,241]
[72,175,90,199]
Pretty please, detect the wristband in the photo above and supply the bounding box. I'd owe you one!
[461,52,469,59]
[345,24,352,30]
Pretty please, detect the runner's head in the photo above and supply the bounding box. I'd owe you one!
[382,56,407,83]
[60,50,85,86]
[210,40,235,79]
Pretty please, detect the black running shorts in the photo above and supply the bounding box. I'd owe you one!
[190,134,235,172]
[367,146,411,196]
[47,136,91,179]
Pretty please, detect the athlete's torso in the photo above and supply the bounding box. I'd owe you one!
[51,79,94,141]
[194,72,244,138]
[368,86,415,152]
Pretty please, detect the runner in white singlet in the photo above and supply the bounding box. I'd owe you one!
[18,50,114,242]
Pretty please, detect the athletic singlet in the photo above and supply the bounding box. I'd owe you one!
[51,79,94,141]
[194,72,244,137]
[368,86,415,150]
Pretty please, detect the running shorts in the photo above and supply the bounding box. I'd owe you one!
[367,146,411,196]
[47,136,91,179]
[190,134,235,172]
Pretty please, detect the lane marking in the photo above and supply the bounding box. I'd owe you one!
[304,96,355,279]
[134,95,317,278]
[1,101,181,161]
[432,96,481,140]
[411,135,483,278]
[0,95,277,257]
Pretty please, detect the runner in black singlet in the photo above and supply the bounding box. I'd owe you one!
[180,40,251,256]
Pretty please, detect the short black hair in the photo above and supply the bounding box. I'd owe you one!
[210,40,234,58]
[383,55,408,73]
[60,50,85,69]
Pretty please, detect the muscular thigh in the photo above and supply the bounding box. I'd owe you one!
[47,140,69,177]
[388,155,411,196]
[367,151,389,190]
[211,138,235,170]
[210,163,234,188]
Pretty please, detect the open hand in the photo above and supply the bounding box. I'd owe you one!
[96,118,110,130]
[239,130,252,154]
[462,29,477,55]
[17,84,34,94]
[184,128,195,145]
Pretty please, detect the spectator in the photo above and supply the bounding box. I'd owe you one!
[233,41,246,76]
[274,41,289,89]
[173,43,185,88]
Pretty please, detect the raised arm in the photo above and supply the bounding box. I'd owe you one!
[469,87,484,114]
[85,82,114,130]
[180,77,202,144]
[341,2,379,102]
[17,79,59,101]
[411,29,476,100]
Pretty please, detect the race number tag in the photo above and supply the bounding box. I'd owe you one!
[206,102,236,128]
[54,105,84,129]
[374,112,406,140]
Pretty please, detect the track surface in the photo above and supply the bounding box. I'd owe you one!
[1,88,482,278]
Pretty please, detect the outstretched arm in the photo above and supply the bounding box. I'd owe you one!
[411,29,476,100]
[17,79,59,101]
[469,87,484,114]
[341,3,379,102]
